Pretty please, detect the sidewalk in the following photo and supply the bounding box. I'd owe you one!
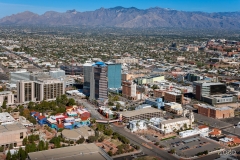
[112,149,143,158]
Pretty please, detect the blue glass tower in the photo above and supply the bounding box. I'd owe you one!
[106,63,121,89]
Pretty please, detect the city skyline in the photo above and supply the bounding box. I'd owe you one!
[0,0,240,18]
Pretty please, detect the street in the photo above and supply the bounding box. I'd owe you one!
[69,95,178,160]
[69,95,240,160]
[111,125,178,160]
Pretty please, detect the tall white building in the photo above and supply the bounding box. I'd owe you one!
[17,79,64,103]
[17,81,35,103]
[35,79,64,101]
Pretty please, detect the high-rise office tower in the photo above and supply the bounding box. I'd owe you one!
[83,62,94,96]
[90,62,108,100]
[106,63,121,89]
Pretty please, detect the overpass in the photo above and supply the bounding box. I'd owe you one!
[96,119,120,123]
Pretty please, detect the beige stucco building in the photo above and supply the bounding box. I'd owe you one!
[17,79,64,103]
[0,91,14,106]
[0,123,27,146]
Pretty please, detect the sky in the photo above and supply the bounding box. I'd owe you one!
[0,0,240,18]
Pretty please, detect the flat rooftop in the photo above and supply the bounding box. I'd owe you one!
[62,126,94,139]
[0,91,12,95]
[161,117,189,125]
[198,104,233,111]
[194,81,224,86]
[203,94,234,99]
[120,107,162,118]
[28,143,112,160]
[0,112,15,123]
[0,123,26,133]
[165,91,181,96]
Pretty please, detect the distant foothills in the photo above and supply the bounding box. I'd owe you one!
[0,6,240,29]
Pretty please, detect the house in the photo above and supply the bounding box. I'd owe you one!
[219,135,240,146]
[37,116,47,125]
[209,128,222,137]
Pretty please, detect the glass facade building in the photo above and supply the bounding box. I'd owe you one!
[107,63,121,89]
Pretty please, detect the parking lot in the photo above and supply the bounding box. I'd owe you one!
[159,135,223,158]
[221,117,240,125]
[194,113,233,129]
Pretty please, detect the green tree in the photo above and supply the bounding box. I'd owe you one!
[108,101,114,106]
[49,137,61,148]
[169,149,175,154]
[67,98,76,106]
[6,150,11,160]
[38,140,45,151]
[18,147,27,160]
[22,137,28,146]
[45,142,49,150]
[60,95,68,105]
[107,151,113,156]
[112,96,119,101]
[116,103,121,111]
[152,84,159,90]
[87,136,97,143]
[6,107,12,113]
[104,128,113,136]
[98,136,105,142]
[28,102,35,109]
[76,137,85,144]
[90,118,96,124]
[1,100,7,109]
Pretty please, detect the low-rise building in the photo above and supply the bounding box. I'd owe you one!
[0,123,27,146]
[159,111,194,134]
[201,94,237,105]
[159,117,192,134]
[197,104,234,119]
[119,107,164,123]
[153,89,167,98]
[0,91,14,106]
[164,102,183,115]
[164,91,183,104]
[145,98,164,109]
[135,75,165,85]
[0,112,17,125]
[28,143,112,160]
[122,81,136,100]
[61,126,95,140]
[114,58,138,64]
[128,120,147,132]
[209,128,222,137]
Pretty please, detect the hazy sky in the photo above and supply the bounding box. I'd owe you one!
[0,0,239,18]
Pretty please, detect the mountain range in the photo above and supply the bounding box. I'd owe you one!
[0,6,240,29]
